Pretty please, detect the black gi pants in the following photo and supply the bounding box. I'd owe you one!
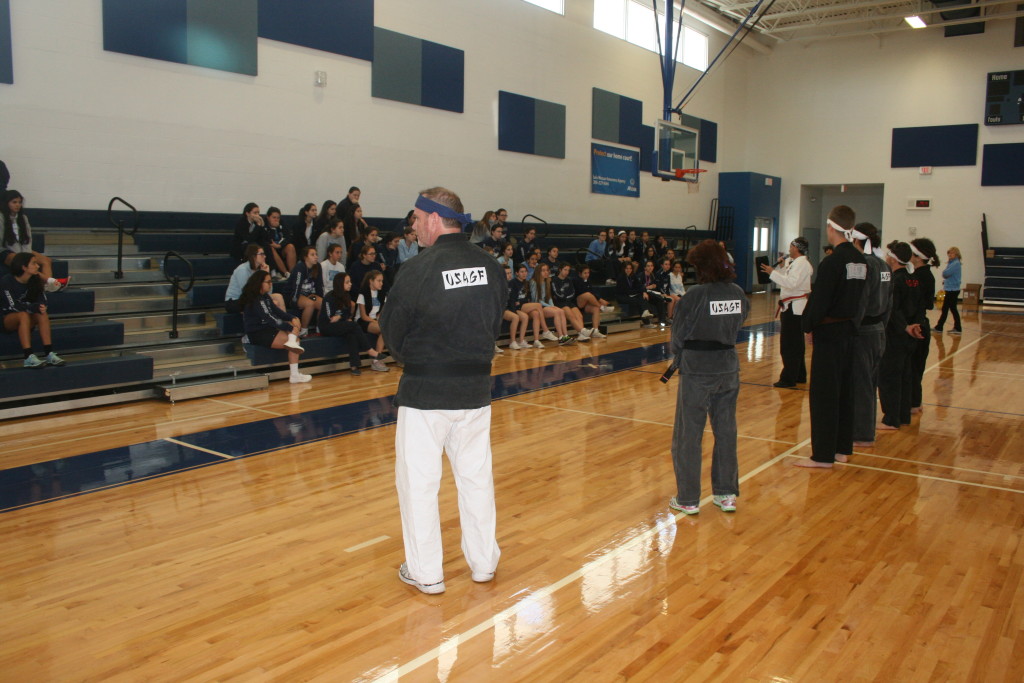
[851,326,885,442]
[878,336,912,427]
[778,307,806,384]
[910,333,930,408]
[321,319,371,368]
[809,322,855,462]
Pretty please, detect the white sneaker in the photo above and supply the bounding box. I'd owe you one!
[579,328,592,339]
[399,563,445,594]
[471,570,495,583]
[508,340,522,350]
[541,331,559,342]
[605,279,616,285]
[371,359,390,372]
[494,344,504,354]
[590,329,606,338]
[641,310,653,318]
[299,327,309,338]
[289,372,312,383]
[532,340,544,349]
[284,336,305,352]
[600,305,614,313]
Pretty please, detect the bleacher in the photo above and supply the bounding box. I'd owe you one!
[0,207,720,418]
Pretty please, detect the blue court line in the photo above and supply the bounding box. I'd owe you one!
[0,323,781,514]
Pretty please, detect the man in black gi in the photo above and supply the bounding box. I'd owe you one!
[379,186,508,594]
[794,205,867,469]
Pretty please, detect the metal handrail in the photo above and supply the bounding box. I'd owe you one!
[520,213,549,242]
[162,251,195,339]
[107,196,140,279]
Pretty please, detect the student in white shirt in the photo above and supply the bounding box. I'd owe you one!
[320,244,346,294]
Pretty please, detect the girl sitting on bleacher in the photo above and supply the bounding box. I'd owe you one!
[319,272,382,375]
[315,218,347,264]
[2,190,65,291]
[516,227,538,266]
[239,270,309,383]
[511,264,545,348]
[616,261,655,324]
[284,246,323,336]
[552,263,591,342]
[288,203,319,262]
[641,260,668,326]
[263,206,292,276]
[356,270,389,371]
[1,252,66,368]
[312,200,337,244]
[608,230,631,283]
[340,203,369,249]
[497,243,515,268]
[573,265,609,339]
[231,202,264,263]
[530,263,573,346]
[225,244,286,314]
[320,244,346,294]
[502,264,535,351]
[657,257,682,321]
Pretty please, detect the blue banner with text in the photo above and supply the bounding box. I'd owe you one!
[591,143,639,197]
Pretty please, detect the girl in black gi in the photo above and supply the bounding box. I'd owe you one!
[1,252,65,368]
[284,246,323,335]
[908,238,938,414]
[668,240,749,514]
[319,272,379,375]
[240,270,309,383]
[878,241,922,430]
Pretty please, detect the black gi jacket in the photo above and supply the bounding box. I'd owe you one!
[380,232,508,410]
[802,241,867,339]
[885,269,917,351]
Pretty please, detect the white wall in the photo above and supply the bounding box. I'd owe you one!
[741,24,1024,285]
[0,0,739,232]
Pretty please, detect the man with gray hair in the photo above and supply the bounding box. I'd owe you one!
[380,186,508,595]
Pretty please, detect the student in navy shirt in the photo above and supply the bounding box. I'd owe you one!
[284,246,324,335]
[240,270,309,383]
[1,252,65,368]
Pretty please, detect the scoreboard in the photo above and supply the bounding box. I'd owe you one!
[986,70,1024,125]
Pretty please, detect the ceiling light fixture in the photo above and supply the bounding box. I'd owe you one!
[905,15,927,28]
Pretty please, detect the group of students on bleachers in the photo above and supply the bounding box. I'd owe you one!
[1,189,70,368]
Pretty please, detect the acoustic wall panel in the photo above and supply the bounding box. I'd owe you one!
[102,0,257,75]
[891,124,978,167]
[372,28,463,113]
[258,0,373,61]
[699,119,718,164]
[639,124,655,172]
[0,0,12,84]
[592,88,642,147]
[981,143,1024,186]
[498,91,566,159]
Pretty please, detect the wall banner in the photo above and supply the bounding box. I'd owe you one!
[591,143,639,197]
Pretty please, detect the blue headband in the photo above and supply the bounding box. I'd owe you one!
[415,195,473,229]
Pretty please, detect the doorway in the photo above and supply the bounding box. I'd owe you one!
[800,184,884,273]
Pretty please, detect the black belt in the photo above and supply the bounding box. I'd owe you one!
[403,361,492,377]
[861,314,884,325]
[683,340,735,351]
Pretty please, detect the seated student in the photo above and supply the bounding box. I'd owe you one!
[640,260,668,327]
[379,232,400,286]
[585,230,609,280]
[523,251,541,281]
[542,246,561,273]
[1,190,65,291]
[572,264,610,338]
[287,203,319,266]
[347,243,378,294]
[339,202,368,250]
[320,244,346,294]
[639,245,659,272]
[397,224,419,264]
[516,227,539,265]
[496,243,516,269]
[347,225,383,268]
[263,206,292,277]
[655,234,670,257]
[607,230,631,283]
[394,209,416,238]
[231,202,265,263]
[470,211,495,245]
[668,259,687,297]
[656,257,682,320]
[319,272,382,375]
[616,261,654,320]
[225,244,285,314]
[312,200,337,245]
[337,186,361,219]
[1,252,66,368]
[479,223,506,253]
[530,263,574,346]
[283,246,324,335]
[239,270,310,383]
[315,217,346,264]
[506,264,543,349]
[355,270,389,371]
[551,262,591,341]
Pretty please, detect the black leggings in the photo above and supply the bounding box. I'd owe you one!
[320,319,371,368]
[935,290,961,331]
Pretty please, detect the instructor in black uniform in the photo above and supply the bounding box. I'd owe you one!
[380,186,508,595]
[795,205,867,469]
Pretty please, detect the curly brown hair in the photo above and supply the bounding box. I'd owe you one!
[686,239,735,283]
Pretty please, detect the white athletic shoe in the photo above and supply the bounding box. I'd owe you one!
[541,331,559,342]
[579,327,592,339]
[494,344,504,354]
[289,372,312,384]
[532,340,544,349]
[590,329,606,338]
[471,570,495,583]
[508,340,523,350]
[600,305,614,313]
[399,563,446,594]
[283,335,305,352]
[641,310,653,319]
[299,327,309,338]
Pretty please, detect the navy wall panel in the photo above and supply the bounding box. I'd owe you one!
[699,119,718,163]
[618,96,643,148]
[498,91,536,155]
[981,142,1024,186]
[593,88,643,149]
[186,0,257,75]
[891,124,978,167]
[0,0,12,84]
[103,0,188,65]
[420,40,464,113]
[639,124,655,173]
[258,0,373,61]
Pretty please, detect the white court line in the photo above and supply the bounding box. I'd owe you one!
[204,398,283,417]
[851,450,1024,481]
[785,454,1024,494]
[945,367,1024,379]
[374,437,811,682]
[345,535,390,553]
[163,437,234,460]
[923,333,987,374]
[501,398,797,447]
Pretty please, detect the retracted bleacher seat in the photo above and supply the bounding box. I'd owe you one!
[215,313,245,335]
[135,233,233,254]
[0,354,153,400]
[0,321,124,357]
[243,333,379,365]
[189,284,226,307]
[45,289,95,315]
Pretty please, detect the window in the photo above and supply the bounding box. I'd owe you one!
[523,0,565,14]
[594,0,709,71]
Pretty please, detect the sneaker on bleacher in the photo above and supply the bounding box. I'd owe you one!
[45,352,66,367]
[24,354,46,369]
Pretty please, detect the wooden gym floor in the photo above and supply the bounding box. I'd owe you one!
[0,294,1021,682]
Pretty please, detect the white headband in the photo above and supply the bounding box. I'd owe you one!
[909,243,927,261]
[850,228,872,256]
[872,246,884,259]
[887,248,914,273]
[827,218,853,241]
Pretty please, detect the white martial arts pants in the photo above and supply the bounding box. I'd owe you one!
[395,405,500,585]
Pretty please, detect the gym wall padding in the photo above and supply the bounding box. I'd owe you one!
[981,142,1024,186]
[639,124,655,172]
[371,28,463,113]
[890,124,979,167]
[102,0,257,76]
[699,119,718,164]
[258,0,373,61]
[592,88,643,148]
[498,91,566,159]
[0,0,12,84]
